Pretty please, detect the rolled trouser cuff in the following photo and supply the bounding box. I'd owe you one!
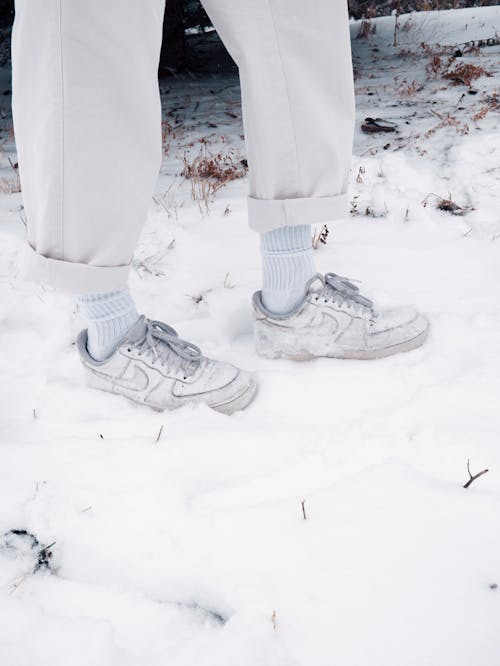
[20,243,130,294]
[248,192,349,232]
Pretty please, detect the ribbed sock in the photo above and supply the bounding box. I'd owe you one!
[78,287,140,361]
[260,224,315,315]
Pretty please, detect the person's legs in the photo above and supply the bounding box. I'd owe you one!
[12,0,166,292]
[201,0,355,226]
[201,0,355,313]
[12,0,164,358]
[11,0,256,412]
[202,0,429,357]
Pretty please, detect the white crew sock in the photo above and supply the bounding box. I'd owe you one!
[78,287,140,361]
[260,224,315,315]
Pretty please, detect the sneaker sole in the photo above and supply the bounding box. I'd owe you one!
[85,369,258,415]
[256,318,430,361]
[210,375,258,415]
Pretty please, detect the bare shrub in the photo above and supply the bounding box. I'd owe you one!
[182,143,247,215]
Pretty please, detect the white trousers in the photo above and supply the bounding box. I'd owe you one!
[12,0,355,293]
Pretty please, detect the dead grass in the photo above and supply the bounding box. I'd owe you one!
[398,79,424,96]
[182,142,247,215]
[472,92,499,121]
[443,62,493,87]
[153,180,183,220]
[423,42,493,90]
[312,224,330,249]
[0,176,20,194]
[357,18,376,39]
[162,118,185,156]
[472,104,490,121]
[0,155,21,193]
[425,110,469,136]
[422,192,474,215]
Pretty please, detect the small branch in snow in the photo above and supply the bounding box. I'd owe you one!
[301,499,307,520]
[271,610,277,630]
[155,425,164,444]
[33,480,46,500]
[463,459,489,489]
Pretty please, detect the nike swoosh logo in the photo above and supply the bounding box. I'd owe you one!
[320,310,354,342]
[113,364,150,392]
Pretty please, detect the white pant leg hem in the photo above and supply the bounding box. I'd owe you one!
[20,242,130,294]
[248,193,350,232]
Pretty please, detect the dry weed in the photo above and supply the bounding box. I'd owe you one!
[425,110,469,137]
[182,143,247,215]
[422,192,473,216]
[443,62,493,87]
[398,79,424,96]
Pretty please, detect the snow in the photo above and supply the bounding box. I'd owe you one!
[1,7,499,665]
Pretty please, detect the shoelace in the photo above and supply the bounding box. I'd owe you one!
[315,272,374,315]
[132,320,202,376]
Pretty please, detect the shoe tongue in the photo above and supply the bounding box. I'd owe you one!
[123,315,148,344]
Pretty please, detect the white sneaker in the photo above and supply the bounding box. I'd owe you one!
[253,273,429,360]
[77,316,257,415]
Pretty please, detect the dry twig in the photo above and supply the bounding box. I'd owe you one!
[155,425,164,444]
[463,459,489,489]
[301,499,307,520]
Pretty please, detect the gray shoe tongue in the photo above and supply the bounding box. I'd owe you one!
[123,315,148,344]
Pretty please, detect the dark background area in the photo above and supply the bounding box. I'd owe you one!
[0,0,496,72]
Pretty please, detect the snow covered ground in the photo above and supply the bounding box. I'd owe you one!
[0,6,499,665]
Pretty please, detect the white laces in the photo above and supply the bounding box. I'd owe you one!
[310,272,374,316]
[129,319,203,376]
